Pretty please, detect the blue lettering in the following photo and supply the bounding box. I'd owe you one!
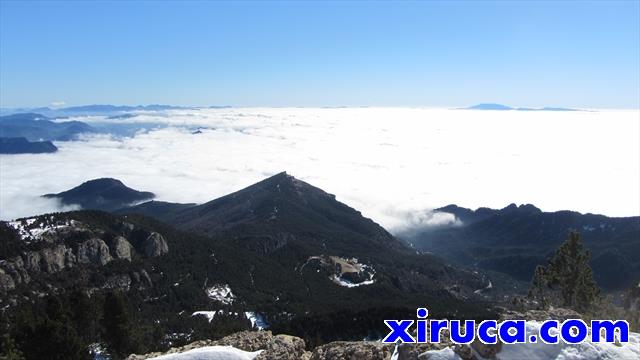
[539,320,559,344]
[477,320,498,344]
[450,320,475,344]
[429,320,448,343]
[382,320,415,343]
[499,320,526,344]
[591,320,629,343]
[561,319,588,344]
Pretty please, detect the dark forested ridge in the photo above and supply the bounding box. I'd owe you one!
[399,204,640,290]
[0,174,496,359]
[0,113,95,142]
[0,137,58,154]
[4,173,637,358]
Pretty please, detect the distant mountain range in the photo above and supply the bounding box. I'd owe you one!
[0,137,57,154]
[0,104,232,117]
[37,173,489,304]
[1,103,586,116]
[32,173,640,295]
[0,112,95,142]
[398,204,640,290]
[464,103,581,111]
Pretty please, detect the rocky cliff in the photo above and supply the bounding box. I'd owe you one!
[0,214,168,293]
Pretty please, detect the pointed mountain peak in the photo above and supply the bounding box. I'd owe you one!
[239,171,336,202]
[171,172,405,255]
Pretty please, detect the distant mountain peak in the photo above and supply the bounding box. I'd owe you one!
[171,172,404,255]
[463,104,581,111]
[43,178,154,211]
[465,103,513,110]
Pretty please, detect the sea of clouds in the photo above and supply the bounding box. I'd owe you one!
[1,107,638,231]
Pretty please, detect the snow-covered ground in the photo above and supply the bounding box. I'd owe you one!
[420,321,640,360]
[329,257,376,288]
[192,311,225,323]
[7,216,77,242]
[147,346,261,360]
[330,271,375,288]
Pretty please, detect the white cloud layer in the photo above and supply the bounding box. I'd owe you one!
[1,108,638,231]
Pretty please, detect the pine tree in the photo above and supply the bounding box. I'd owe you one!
[0,334,24,360]
[547,232,600,311]
[102,291,135,358]
[528,265,549,309]
[527,232,600,312]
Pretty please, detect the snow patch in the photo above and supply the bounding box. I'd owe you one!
[192,310,224,323]
[474,280,493,294]
[88,342,111,360]
[329,257,376,288]
[147,346,262,360]
[416,321,640,359]
[244,312,269,330]
[330,272,375,288]
[420,347,460,360]
[205,284,235,305]
[192,310,269,330]
[497,321,640,359]
[7,216,77,243]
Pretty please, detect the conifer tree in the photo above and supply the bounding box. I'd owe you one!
[0,334,24,360]
[528,265,549,309]
[528,232,600,312]
[102,291,135,358]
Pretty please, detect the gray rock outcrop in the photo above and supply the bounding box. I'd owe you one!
[40,245,69,273]
[310,341,394,360]
[77,238,113,265]
[0,215,169,296]
[142,232,169,257]
[113,236,133,260]
[0,268,15,291]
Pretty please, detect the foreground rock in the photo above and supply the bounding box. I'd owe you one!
[310,341,394,360]
[126,330,463,360]
[126,307,640,360]
[126,331,308,360]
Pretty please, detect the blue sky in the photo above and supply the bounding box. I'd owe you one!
[1,1,638,108]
